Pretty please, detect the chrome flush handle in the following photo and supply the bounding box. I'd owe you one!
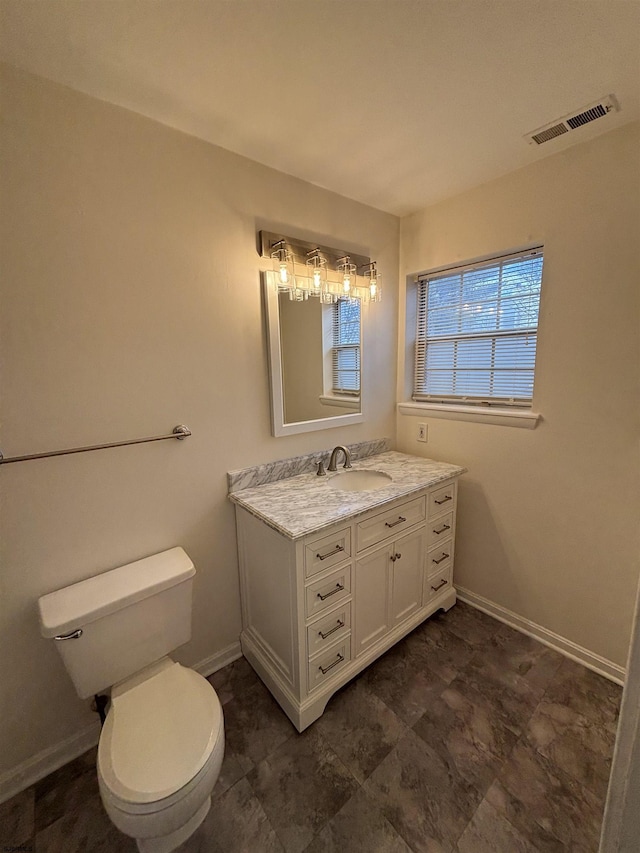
[54,628,83,640]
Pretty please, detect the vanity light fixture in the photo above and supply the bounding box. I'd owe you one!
[362,261,382,303]
[270,240,295,288]
[337,256,357,296]
[261,230,381,304]
[306,248,328,295]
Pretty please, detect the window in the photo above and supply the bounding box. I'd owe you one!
[414,248,543,407]
[333,298,361,395]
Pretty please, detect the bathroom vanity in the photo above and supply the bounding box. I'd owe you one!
[229,450,465,730]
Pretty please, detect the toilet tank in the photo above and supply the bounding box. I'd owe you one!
[38,547,196,698]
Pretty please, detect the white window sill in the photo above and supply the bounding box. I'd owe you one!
[397,401,541,429]
[319,394,361,410]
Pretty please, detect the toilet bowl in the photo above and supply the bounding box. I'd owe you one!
[37,547,225,853]
[97,658,224,852]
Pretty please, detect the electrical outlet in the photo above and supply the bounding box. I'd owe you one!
[417,422,428,442]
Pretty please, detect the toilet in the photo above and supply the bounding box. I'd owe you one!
[38,547,224,853]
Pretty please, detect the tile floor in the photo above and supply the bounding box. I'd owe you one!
[1,602,622,853]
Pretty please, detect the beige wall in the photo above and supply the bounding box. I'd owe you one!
[397,121,640,668]
[0,64,399,782]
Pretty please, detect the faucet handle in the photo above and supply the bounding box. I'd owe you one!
[316,459,326,477]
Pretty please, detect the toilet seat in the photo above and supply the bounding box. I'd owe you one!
[98,659,223,811]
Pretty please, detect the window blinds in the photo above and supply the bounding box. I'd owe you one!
[333,299,361,394]
[414,249,543,405]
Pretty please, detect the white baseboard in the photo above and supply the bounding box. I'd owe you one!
[192,641,243,679]
[0,721,100,806]
[0,641,243,805]
[457,586,626,685]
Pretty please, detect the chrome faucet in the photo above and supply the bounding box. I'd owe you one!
[327,445,352,472]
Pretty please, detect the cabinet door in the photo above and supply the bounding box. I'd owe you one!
[354,544,392,656]
[391,528,425,627]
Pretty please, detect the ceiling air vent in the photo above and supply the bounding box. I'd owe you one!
[525,95,619,145]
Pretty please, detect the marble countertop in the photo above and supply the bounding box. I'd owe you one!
[229,451,466,540]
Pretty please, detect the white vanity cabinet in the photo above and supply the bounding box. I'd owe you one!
[353,497,426,656]
[234,475,460,731]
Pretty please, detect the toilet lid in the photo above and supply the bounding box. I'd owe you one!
[98,662,222,804]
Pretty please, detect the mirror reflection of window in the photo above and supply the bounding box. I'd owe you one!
[277,292,362,424]
[333,299,361,395]
[266,273,364,435]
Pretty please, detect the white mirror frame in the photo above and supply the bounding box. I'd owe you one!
[264,275,364,437]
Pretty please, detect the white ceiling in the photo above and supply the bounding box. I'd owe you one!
[1,0,638,215]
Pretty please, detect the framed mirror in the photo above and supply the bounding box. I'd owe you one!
[264,273,364,437]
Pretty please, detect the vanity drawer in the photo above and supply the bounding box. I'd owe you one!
[305,565,352,619]
[423,567,452,604]
[307,637,351,692]
[307,603,351,658]
[426,511,454,548]
[356,496,426,552]
[428,482,456,518]
[427,540,453,576]
[305,527,351,579]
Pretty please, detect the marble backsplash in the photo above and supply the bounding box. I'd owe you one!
[227,437,391,493]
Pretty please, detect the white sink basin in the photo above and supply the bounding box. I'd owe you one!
[327,470,392,492]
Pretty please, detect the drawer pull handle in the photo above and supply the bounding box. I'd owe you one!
[432,552,450,565]
[434,494,452,505]
[431,578,448,592]
[316,544,345,561]
[385,515,407,528]
[390,552,402,562]
[317,583,345,601]
[433,523,451,536]
[318,619,345,640]
[319,652,345,675]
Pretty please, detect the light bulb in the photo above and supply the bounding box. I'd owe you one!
[313,268,322,289]
[279,263,289,284]
[343,275,351,293]
[369,280,377,298]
